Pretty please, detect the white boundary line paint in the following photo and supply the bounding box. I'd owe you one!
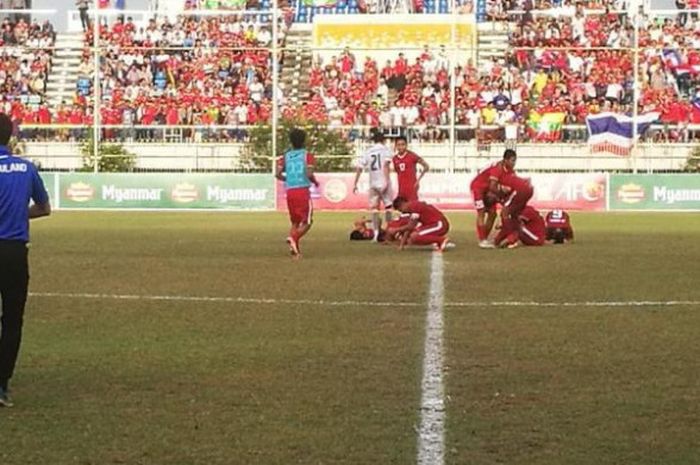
[27,292,700,308]
[417,251,446,465]
[28,292,422,307]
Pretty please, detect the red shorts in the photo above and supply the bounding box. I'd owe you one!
[471,188,495,213]
[415,220,449,237]
[286,188,312,225]
[503,185,533,217]
[519,224,545,246]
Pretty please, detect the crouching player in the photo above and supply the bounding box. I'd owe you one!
[545,209,574,244]
[494,205,546,248]
[389,197,451,251]
[470,149,517,248]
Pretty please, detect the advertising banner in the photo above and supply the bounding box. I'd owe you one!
[39,172,57,205]
[57,173,275,210]
[276,173,607,211]
[610,174,700,211]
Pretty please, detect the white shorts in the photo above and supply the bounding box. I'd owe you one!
[369,186,394,209]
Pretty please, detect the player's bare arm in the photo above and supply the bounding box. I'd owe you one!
[29,201,51,219]
[381,160,391,194]
[416,157,429,189]
[307,164,320,187]
[352,166,363,194]
[275,160,286,182]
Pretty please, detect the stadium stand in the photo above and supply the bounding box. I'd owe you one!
[0,17,55,123]
[6,0,700,144]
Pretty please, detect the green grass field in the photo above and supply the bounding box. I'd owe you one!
[2,211,699,465]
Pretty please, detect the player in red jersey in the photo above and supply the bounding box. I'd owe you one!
[389,197,451,251]
[469,149,517,248]
[392,136,429,202]
[275,128,319,259]
[494,205,546,248]
[545,209,574,244]
[499,171,534,235]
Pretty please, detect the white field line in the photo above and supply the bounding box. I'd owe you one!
[27,292,700,308]
[417,252,446,465]
[28,292,422,307]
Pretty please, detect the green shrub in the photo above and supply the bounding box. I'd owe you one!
[243,118,354,172]
[684,145,700,173]
[81,136,136,172]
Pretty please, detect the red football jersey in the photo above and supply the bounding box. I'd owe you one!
[518,206,546,245]
[545,209,574,240]
[393,151,420,198]
[469,161,511,193]
[500,172,531,192]
[406,201,447,225]
[545,209,571,229]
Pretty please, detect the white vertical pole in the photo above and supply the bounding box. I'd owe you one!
[92,2,100,173]
[448,0,456,173]
[632,6,639,174]
[271,0,279,176]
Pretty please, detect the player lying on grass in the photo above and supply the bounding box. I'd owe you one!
[388,196,451,251]
[349,216,387,241]
[493,205,546,248]
[545,209,574,244]
[470,149,517,248]
[275,128,319,259]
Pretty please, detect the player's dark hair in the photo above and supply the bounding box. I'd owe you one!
[289,128,306,149]
[370,127,385,143]
[395,135,407,143]
[503,149,517,161]
[392,196,408,209]
[0,113,13,146]
[350,230,364,240]
[552,228,566,244]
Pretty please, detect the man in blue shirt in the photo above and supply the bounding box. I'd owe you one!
[0,113,51,407]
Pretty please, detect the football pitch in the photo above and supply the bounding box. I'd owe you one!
[2,211,699,465]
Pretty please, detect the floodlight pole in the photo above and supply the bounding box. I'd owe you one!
[92,2,100,173]
[448,0,457,174]
[632,7,639,174]
[271,0,279,177]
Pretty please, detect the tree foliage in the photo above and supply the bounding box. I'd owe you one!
[242,118,354,172]
[684,145,700,173]
[80,135,136,172]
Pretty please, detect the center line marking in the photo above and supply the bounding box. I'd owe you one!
[417,251,446,465]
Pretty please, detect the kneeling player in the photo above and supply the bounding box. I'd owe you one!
[494,205,546,248]
[391,197,451,251]
[545,209,574,244]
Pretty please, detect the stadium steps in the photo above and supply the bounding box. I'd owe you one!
[281,24,313,105]
[46,32,85,107]
[476,22,512,67]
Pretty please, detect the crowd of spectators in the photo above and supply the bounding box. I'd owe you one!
[5,0,700,144]
[0,17,56,125]
[293,3,700,143]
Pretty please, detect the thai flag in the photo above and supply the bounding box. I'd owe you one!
[692,98,700,124]
[663,49,682,68]
[586,112,660,157]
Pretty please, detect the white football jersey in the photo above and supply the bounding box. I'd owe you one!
[357,143,392,189]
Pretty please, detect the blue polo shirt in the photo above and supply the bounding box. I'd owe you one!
[0,146,49,242]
